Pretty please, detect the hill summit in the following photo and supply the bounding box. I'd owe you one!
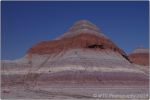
[28,20,128,61]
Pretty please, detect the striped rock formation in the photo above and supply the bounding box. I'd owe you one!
[2,20,148,85]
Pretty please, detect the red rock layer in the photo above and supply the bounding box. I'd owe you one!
[28,33,127,58]
[128,53,149,66]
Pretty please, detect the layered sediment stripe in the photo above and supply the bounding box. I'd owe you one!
[1,66,145,75]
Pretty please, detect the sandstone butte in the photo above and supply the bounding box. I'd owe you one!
[128,48,149,66]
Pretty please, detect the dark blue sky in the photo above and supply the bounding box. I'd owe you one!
[2,1,149,60]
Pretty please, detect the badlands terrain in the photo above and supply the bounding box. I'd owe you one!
[1,20,149,99]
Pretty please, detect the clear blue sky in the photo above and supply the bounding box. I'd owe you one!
[1,1,149,60]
